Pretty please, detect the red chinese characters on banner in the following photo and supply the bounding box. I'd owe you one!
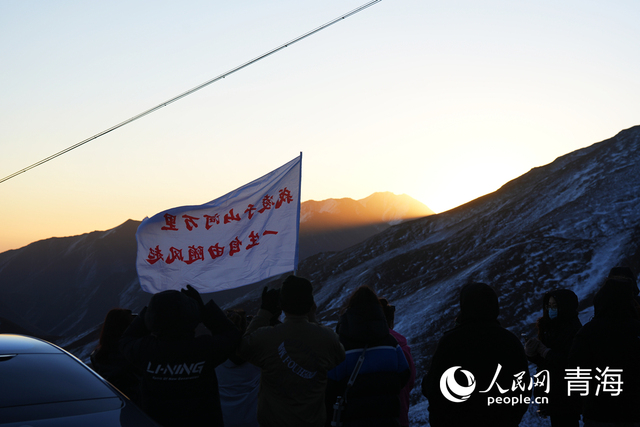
[224,209,241,224]
[161,214,179,231]
[145,231,280,265]
[245,204,257,220]
[204,214,220,230]
[247,231,260,249]
[208,243,225,259]
[166,247,184,264]
[258,195,274,214]
[182,215,200,231]
[148,185,292,265]
[276,188,293,208]
[185,245,205,264]
[158,187,294,232]
[146,246,164,264]
[246,230,280,249]
[229,237,242,256]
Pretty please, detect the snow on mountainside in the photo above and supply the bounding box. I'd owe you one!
[1,126,639,425]
[293,125,640,425]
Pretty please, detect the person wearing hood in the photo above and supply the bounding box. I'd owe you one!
[568,278,640,426]
[525,289,582,426]
[120,286,241,427]
[422,283,529,427]
[325,285,410,427]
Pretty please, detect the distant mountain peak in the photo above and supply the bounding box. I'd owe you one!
[298,192,434,259]
[359,192,435,224]
[300,192,433,224]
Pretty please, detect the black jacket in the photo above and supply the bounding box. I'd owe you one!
[568,281,640,423]
[120,297,241,427]
[528,289,582,417]
[422,283,529,427]
[325,303,410,427]
[90,347,141,403]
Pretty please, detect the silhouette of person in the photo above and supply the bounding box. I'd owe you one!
[608,266,640,309]
[422,283,529,427]
[215,309,260,427]
[379,297,416,427]
[324,286,410,426]
[608,266,638,294]
[525,289,582,427]
[237,275,345,427]
[120,286,241,427]
[568,278,640,426]
[91,308,140,403]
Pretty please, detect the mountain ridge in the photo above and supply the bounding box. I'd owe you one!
[0,192,431,341]
[298,192,433,259]
[301,124,640,349]
[1,126,639,426]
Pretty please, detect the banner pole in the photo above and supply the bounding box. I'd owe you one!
[294,151,303,276]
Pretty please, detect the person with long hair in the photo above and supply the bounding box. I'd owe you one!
[525,289,582,426]
[91,308,140,402]
[325,285,410,426]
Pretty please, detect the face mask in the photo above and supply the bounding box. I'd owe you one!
[548,308,558,319]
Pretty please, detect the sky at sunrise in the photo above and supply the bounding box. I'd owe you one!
[2,0,640,253]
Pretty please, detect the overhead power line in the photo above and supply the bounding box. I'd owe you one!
[1,0,381,185]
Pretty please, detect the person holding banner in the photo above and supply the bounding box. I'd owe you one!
[120,285,241,427]
[238,275,346,427]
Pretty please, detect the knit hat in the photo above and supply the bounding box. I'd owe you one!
[280,275,314,315]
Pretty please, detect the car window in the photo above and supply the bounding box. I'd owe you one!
[0,353,117,408]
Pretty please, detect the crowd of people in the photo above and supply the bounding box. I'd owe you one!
[422,266,640,427]
[89,267,638,427]
[91,275,415,427]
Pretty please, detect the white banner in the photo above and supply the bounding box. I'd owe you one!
[136,155,301,294]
